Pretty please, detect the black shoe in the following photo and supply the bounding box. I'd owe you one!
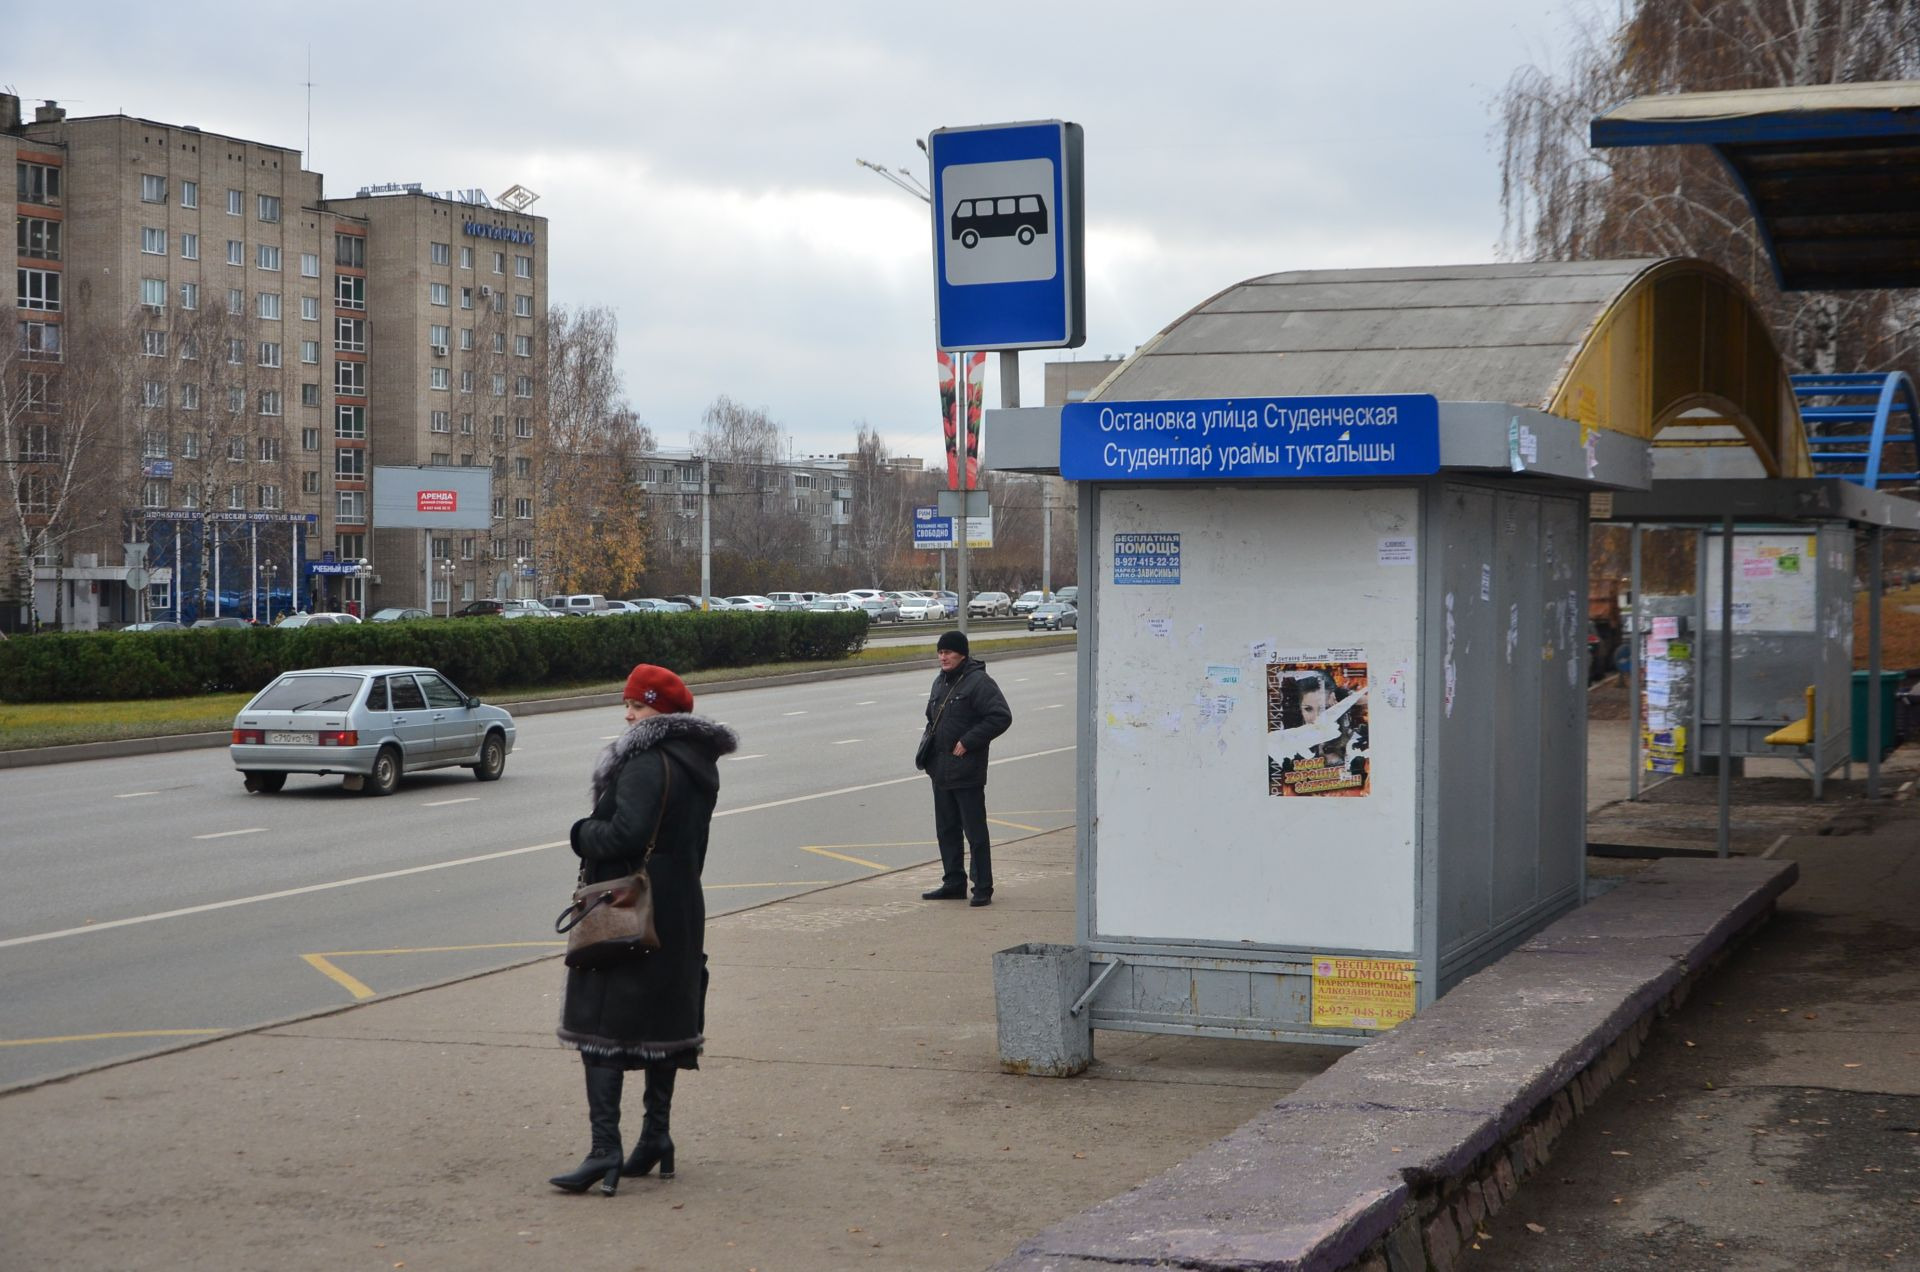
[922,886,967,900]
[969,892,993,907]
[549,1149,621,1195]
[624,1133,676,1180]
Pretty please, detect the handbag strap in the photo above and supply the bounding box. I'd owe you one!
[927,671,966,735]
[576,749,674,887]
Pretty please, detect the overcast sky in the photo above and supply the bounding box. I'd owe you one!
[16,1,1588,466]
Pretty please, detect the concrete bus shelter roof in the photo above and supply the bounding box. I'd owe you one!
[1590,81,1920,291]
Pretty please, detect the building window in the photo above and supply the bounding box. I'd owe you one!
[258,292,282,320]
[179,383,200,410]
[227,240,244,266]
[514,375,532,398]
[257,244,282,272]
[300,340,318,364]
[429,323,450,348]
[515,255,532,279]
[335,317,365,352]
[491,414,505,438]
[492,496,506,518]
[183,434,201,459]
[515,416,532,439]
[142,174,167,203]
[301,383,320,407]
[492,331,506,354]
[179,334,200,361]
[19,321,61,361]
[430,241,450,265]
[227,483,246,510]
[180,180,198,209]
[302,469,320,493]
[142,226,167,255]
[259,389,283,416]
[337,490,366,522]
[337,533,365,560]
[17,216,59,260]
[430,453,450,467]
[335,405,366,439]
[257,194,281,223]
[258,437,282,462]
[430,410,451,433]
[261,335,285,362]
[515,334,533,357]
[461,537,475,560]
[493,251,506,274]
[227,188,243,215]
[334,234,365,269]
[227,337,245,364]
[515,294,534,318]
[179,282,200,310]
[141,381,166,408]
[491,373,506,397]
[460,287,474,310]
[228,288,244,315]
[258,484,282,510]
[180,232,199,260]
[493,455,506,477]
[300,252,320,278]
[142,479,169,509]
[336,448,366,480]
[140,277,166,307]
[141,430,169,459]
[142,330,168,357]
[18,269,62,311]
[516,456,532,479]
[16,473,50,513]
[178,479,199,507]
[460,246,473,269]
[429,282,450,307]
[300,295,319,321]
[335,275,365,309]
[228,387,245,414]
[514,497,531,519]
[430,367,450,391]
[459,412,473,434]
[459,328,474,351]
[18,162,62,204]
[492,290,506,313]
[335,362,366,395]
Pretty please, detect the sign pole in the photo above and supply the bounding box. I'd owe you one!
[955,351,970,636]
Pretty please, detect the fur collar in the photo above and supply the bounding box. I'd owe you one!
[590,713,739,807]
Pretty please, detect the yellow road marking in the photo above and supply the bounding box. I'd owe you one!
[302,941,566,1001]
[988,817,1044,833]
[798,845,889,870]
[709,880,833,889]
[0,1028,224,1048]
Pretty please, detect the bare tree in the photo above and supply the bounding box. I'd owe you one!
[690,395,810,577]
[844,423,915,585]
[535,304,654,596]
[1,300,126,630]
[1498,0,1920,378]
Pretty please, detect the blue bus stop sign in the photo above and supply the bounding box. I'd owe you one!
[929,120,1085,352]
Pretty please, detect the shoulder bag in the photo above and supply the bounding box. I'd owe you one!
[915,674,965,771]
[555,752,671,967]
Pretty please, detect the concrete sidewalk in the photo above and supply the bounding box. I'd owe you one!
[0,830,1335,1272]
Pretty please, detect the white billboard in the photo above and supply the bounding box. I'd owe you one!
[372,466,492,530]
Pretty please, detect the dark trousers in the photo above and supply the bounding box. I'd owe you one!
[931,783,992,896]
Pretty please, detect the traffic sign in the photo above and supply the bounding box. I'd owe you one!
[913,505,956,549]
[929,120,1085,352]
[1059,395,1442,481]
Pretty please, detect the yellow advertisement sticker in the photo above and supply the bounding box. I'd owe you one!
[1310,956,1416,1031]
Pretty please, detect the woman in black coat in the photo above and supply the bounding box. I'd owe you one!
[549,664,737,1195]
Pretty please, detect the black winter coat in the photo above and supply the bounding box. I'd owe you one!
[558,712,738,1067]
[923,657,1013,790]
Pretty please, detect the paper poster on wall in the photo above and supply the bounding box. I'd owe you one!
[1266,655,1370,797]
[1310,955,1415,1030]
[1644,726,1687,775]
[1112,532,1181,585]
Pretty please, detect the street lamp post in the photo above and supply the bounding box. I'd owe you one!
[439,558,455,618]
[514,557,529,601]
[255,561,278,623]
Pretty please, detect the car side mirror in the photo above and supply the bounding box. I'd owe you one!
[467,694,481,708]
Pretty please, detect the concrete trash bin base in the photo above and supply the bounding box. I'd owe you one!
[994,943,1092,1077]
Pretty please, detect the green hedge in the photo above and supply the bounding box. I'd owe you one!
[0,612,870,703]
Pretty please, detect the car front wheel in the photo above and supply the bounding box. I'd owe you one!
[242,771,287,794]
[474,732,506,781]
[364,745,402,796]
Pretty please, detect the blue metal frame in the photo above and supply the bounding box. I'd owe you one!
[1790,371,1920,490]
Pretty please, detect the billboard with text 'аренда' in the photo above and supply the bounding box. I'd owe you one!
[372,466,492,530]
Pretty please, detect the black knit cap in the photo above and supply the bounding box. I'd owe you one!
[937,630,970,655]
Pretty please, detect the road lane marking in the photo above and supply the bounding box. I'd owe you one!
[710,880,833,889]
[782,710,807,716]
[856,700,877,705]
[303,953,376,1000]
[726,753,766,761]
[302,941,567,1001]
[422,797,479,807]
[115,791,160,799]
[831,738,863,745]
[0,840,570,949]
[195,827,266,840]
[0,1028,225,1048]
[988,817,1045,833]
[1039,703,1064,710]
[799,845,889,870]
[717,745,1073,818]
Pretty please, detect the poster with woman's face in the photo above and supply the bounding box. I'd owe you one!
[1266,655,1370,797]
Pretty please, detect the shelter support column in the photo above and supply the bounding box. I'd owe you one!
[1718,515,1733,857]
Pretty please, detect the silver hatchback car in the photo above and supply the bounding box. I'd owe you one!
[229,664,516,795]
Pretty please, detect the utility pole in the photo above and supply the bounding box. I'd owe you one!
[1041,479,1052,601]
[700,454,712,610]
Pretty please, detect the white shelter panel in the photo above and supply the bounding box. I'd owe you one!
[1093,485,1420,952]
[1703,532,1819,631]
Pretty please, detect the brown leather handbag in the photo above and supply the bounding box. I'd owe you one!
[555,753,670,967]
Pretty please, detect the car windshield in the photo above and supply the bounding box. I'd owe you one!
[250,674,365,712]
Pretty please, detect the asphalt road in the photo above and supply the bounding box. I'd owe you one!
[0,649,1078,1089]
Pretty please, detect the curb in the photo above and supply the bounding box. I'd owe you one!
[0,639,1075,770]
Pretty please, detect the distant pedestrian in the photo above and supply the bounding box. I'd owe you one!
[918,630,1013,907]
[550,664,737,1195]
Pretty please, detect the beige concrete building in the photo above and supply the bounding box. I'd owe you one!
[3,94,547,629]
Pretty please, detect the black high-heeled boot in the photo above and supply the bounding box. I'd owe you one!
[549,1062,623,1195]
[624,1064,676,1179]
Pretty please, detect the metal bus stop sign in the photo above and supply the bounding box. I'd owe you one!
[929,120,1085,352]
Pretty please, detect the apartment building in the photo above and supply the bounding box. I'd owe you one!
[3,94,546,628]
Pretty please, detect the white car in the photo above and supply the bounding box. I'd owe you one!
[723,595,773,611]
[896,596,941,621]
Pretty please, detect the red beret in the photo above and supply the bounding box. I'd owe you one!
[623,663,693,714]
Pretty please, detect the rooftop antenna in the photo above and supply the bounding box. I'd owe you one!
[302,45,314,167]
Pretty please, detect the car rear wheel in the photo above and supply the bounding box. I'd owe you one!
[474,731,506,781]
[242,771,286,794]
[364,745,402,797]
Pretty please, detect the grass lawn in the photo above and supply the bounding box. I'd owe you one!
[0,633,1073,752]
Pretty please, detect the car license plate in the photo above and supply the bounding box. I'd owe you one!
[266,731,316,745]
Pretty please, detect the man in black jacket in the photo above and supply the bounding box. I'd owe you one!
[919,630,1014,907]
